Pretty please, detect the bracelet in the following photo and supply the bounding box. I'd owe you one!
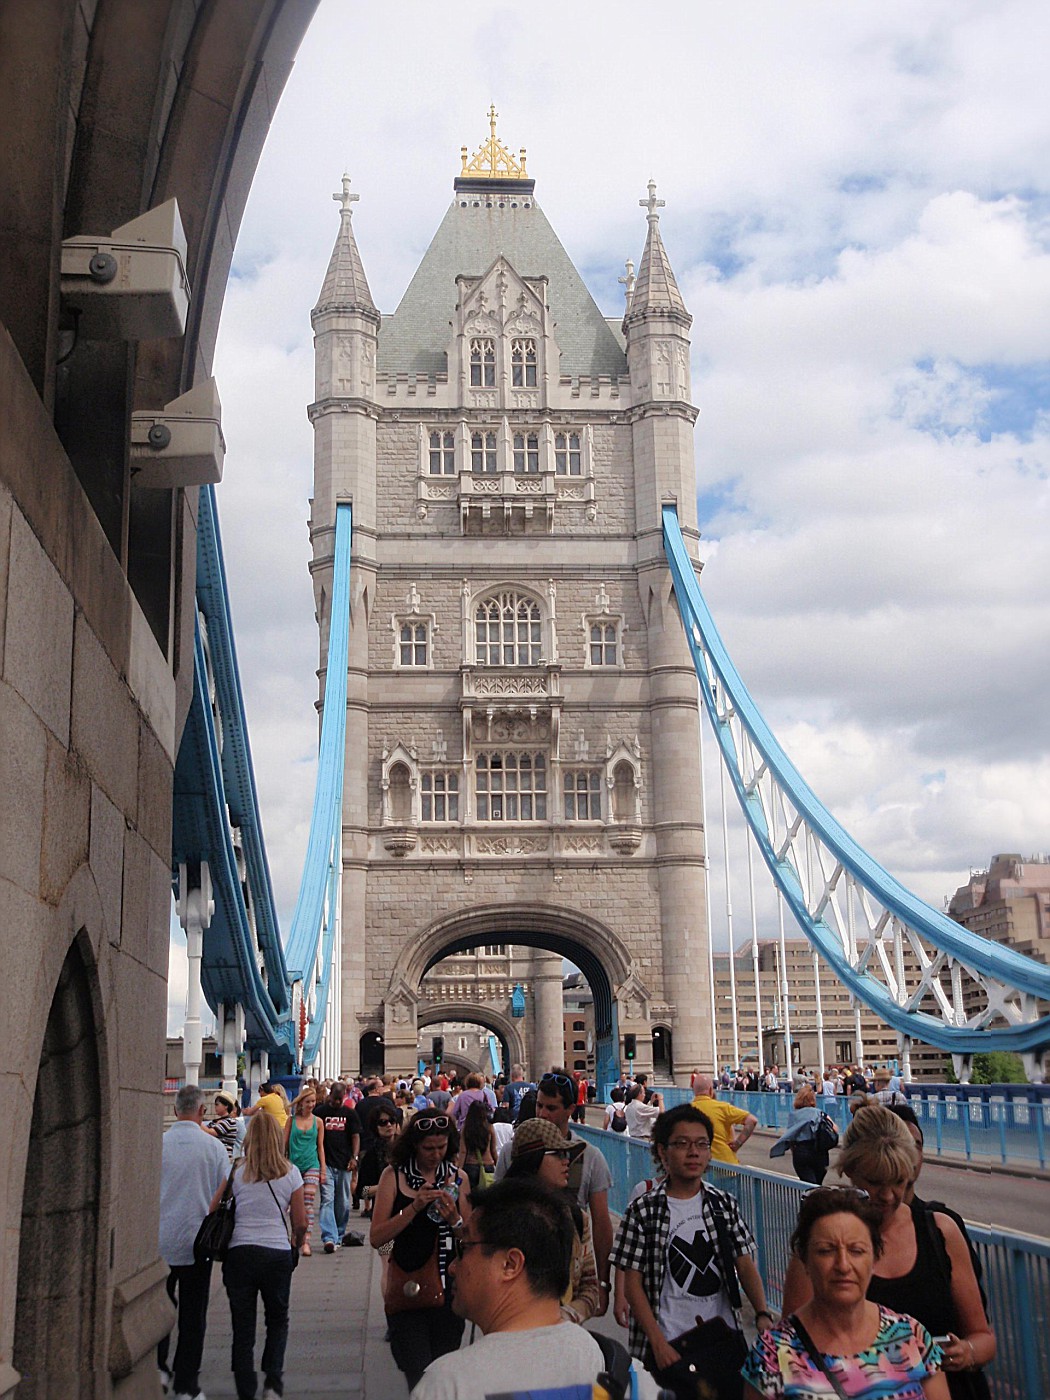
[451,1215,464,1230]
[966,1340,977,1369]
[755,1310,773,1321]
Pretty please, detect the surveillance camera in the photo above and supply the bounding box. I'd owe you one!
[130,378,225,489]
[61,199,190,341]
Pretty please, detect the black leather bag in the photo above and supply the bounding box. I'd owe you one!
[654,1315,747,1400]
[193,1169,236,1264]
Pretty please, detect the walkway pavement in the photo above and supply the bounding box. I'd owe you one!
[197,1231,403,1398]
[196,1221,628,1398]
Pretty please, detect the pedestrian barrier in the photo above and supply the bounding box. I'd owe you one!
[576,1125,1050,1398]
[605,1088,1050,1168]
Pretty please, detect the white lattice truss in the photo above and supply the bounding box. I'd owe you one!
[662,505,1050,1081]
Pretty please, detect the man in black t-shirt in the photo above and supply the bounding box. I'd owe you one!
[315,1083,361,1251]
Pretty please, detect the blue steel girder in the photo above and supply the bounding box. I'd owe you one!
[286,501,352,1070]
[662,505,1050,1076]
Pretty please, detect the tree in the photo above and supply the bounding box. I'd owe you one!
[946,1051,1027,1085]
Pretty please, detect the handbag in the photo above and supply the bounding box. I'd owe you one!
[654,1315,747,1400]
[815,1113,839,1152]
[193,1168,237,1265]
[382,1242,444,1314]
[476,1151,495,1189]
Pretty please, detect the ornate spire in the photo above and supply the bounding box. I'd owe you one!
[458,104,529,181]
[625,179,688,324]
[313,173,379,322]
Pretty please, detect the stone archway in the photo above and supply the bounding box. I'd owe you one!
[417,1000,528,1077]
[13,935,104,1399]
[387,903,640,1091]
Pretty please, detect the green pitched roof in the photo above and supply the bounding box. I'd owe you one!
[377,195,626,381]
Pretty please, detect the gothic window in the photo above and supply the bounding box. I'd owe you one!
[484,944,508,956]
[589,621,619,666]
[470,338,496,387]
[554,431,582,475]
[475,752,547,821]
[511,338,537,387]
[429,430,456,475]
[513,432,539,474]
[421,770,459,821]
[388,763,412,824]
[471,431,498,473]
[564,769,602,821]
[474,592,542,666]
[399,622,429,667]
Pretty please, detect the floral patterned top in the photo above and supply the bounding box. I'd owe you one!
[742,1306,943,1399]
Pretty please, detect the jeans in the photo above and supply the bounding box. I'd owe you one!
[387,1303,465,1390]
[319,1166,352,1243]
[222,1245,295,1400]
[157,1259,213,1396]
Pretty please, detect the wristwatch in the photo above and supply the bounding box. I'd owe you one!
[598,1281,611,1291]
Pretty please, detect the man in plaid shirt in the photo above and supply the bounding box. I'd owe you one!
[610,1105,774,1390]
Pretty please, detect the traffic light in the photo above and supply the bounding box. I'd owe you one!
[432,1035,444,1067]
[623,1033,636,1061]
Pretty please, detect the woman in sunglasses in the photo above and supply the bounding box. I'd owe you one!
[369,1109,471,1389]
[504,1117,599,1324]
[355,1109,399,1219]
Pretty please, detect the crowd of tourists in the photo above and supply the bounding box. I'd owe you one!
[158,1064,995,1400]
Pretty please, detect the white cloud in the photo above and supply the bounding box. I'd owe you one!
[189,1,1050,999]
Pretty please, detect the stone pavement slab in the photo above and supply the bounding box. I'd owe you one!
[196,1230,406,1398]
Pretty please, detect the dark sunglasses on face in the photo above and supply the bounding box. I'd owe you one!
[376,1118,396,1128]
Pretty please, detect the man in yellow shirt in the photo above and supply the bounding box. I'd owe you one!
[243,1080,289,1129]
[689,1072,757,1163]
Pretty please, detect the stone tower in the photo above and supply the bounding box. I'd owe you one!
[308,114,710,1086]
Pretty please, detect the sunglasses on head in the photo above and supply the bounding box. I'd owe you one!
[414,1115,451,1133]
[539,1074,574,1090]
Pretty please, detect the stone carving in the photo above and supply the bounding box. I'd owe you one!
[426,484,456,499]
[475,834,549,855]
[654,340,689,399]
[466,313,500,337]
[470,391,498,408]
[564,834,603,853]
[471,674,548,697]
[335,337,355,392]
[515,478,544,493]
[557,486,585,500]
[471,478,500,493]
[512,392,538,408]
[421,835,458,854]
[489,714,549,743]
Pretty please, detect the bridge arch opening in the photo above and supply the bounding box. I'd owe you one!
[417,1002,527,1079]
[14,934,104,1398]
[399,904,633,1091]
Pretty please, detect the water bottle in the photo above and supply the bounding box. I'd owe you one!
[426,1180,458,1222]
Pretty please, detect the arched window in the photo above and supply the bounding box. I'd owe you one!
[474,591,542,666]
[470,338,496,387]
[511,338,537,387]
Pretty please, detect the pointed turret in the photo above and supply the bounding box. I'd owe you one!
[624,180,689,327]
[313,174,379,322]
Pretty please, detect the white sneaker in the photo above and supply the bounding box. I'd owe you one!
[158,1368,172,1395]
[171,1391,205,1399]
[261,1389,281,1400]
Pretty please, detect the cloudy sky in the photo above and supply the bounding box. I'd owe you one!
[169,0,1050,1031]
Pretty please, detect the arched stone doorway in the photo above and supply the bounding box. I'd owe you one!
[652,1024,673,1080]
[14,936,104,1399]
[417,1001,528,1080]
[359,1031,385,1077]
[389,905,642,1092]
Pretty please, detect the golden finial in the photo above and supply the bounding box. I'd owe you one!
[459,106,528,181]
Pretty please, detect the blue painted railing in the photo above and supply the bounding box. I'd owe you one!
[577,1125,1050,1398]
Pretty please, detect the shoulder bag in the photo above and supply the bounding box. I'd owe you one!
[790,1315,849,1400]
[193,1167,237,1265]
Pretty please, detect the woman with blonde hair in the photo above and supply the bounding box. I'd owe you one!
[782,1105,995,1398]
[210,1111,306,1400]
[283,1085,325,1256]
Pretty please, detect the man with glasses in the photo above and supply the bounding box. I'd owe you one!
[610,1105,773,1399]
[410,1178,660,1399]
[494,1068,614,1313]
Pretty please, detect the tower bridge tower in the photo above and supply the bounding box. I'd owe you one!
[308,115,710,1085]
